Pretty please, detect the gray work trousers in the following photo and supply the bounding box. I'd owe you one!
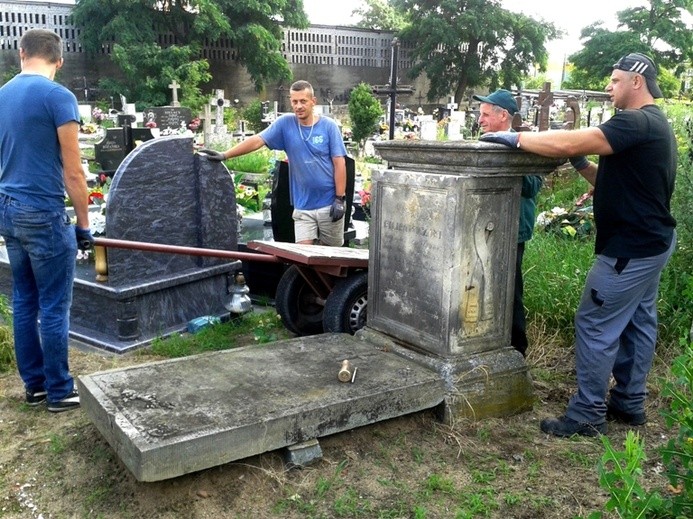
[566,233,676,425]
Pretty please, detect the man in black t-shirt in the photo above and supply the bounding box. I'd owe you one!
[480,53,677,438]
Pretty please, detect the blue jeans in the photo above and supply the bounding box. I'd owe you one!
[0,194,77,402]
[566,233,676,425]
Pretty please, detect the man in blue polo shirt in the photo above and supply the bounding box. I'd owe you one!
[202,80,348,246]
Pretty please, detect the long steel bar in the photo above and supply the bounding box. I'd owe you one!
[93,237,282,263]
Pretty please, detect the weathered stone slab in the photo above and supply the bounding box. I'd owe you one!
[78,333,445,482]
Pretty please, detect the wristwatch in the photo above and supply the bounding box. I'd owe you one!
[336,195,346,201]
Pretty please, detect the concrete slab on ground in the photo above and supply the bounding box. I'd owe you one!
[78,333,445,482]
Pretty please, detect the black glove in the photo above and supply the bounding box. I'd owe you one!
[479,131,520,148]
[75,226,95,251]
[329,197,346,222]
[569,156,590,171]
[199,149,226,162]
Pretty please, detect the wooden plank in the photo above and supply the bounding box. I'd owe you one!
[247,241,368,268]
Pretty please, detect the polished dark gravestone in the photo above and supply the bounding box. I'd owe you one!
[72,135,239,352]
[0,135,239,353]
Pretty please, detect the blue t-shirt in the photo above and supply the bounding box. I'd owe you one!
[0,73,80,211]
[260,114,347,210]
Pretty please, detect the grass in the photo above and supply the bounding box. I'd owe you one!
[147,308,289,358]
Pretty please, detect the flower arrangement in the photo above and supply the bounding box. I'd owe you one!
[234,174,270,213]
[92,107,105,124]
[356,181,372,219]
[536,191,594,239]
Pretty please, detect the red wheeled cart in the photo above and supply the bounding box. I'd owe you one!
[246,241,369,336]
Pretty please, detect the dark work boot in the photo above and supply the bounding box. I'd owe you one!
[606,403,647,426]
[540,415,607,438]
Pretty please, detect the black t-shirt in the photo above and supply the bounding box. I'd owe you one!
[595,105,677,258]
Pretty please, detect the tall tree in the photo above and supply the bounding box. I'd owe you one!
[354,0,407,31]
[73,0,309,108]
[565,0,693,95]
[390,0,558,104]
[348,83,383,154]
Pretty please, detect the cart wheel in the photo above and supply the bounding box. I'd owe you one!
[275,265,324,336]
[323,271,368,334]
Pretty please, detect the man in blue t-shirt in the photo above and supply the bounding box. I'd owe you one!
[202,80,348,246]
[481,53,677,438]
[0,29,93,412]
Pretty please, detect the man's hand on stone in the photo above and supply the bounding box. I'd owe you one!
[199,149,226,162]
[329,197,346,222]
[479,131,520,148]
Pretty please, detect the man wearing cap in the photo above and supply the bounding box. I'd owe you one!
[480,53,677,438]
[473,89,542,357]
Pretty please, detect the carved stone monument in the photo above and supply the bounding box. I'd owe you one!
[366,140,566,420]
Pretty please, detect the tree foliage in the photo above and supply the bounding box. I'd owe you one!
[354,0,408,31]
[564,0,693,96]
[348,83,383,153]
[390,0,558,104]
[73,0,309,109]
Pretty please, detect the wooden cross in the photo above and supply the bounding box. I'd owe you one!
[168,80,181,107]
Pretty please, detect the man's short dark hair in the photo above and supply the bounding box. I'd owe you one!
[290,80,314,96]
[20,29,62,64]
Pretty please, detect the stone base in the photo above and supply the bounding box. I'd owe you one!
[355,327,534,423]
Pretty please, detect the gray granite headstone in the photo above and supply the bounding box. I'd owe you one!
[105,135,237,286]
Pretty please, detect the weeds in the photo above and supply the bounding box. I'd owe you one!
[0,294,14,372]
[149,309,289,358]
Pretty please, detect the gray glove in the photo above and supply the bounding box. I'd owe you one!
[199,149,226,162]
[569,156,589,170]
[479,131,520,148]
[329,197,346,222]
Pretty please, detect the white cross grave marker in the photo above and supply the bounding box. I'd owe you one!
[168,80,181,107]
[210,89,231,135]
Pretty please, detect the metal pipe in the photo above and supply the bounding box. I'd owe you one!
[93,237,282,263]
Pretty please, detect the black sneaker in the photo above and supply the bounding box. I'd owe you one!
[540,415,607,438]
[606,404,647,426]
[25,389,47,406]
[47,390,80,413]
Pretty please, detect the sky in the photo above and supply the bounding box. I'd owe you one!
[303,0,650,56]
[302,0,660,84]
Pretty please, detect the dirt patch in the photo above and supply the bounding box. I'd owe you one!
[0,341,676,518]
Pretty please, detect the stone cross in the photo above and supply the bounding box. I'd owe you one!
[446,96,458,113]
[168,80,181,107]
[210,89,231,135]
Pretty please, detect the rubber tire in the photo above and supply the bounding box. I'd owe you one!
[275,265,324,336]
[323,271,368,334]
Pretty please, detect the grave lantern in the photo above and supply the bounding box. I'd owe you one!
[225,271,252,318]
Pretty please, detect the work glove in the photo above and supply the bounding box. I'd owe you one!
[75,226,95,251]
[479,131,520,148]
[569,156,590,171]
[329,197,346,222]
[198,149,226,162]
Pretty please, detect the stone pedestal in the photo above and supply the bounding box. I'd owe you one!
[369,140,565,420]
